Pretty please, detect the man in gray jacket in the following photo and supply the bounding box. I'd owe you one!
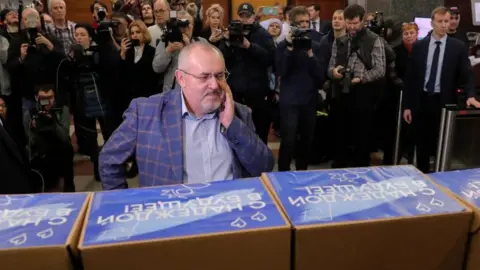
[152,10,206,92]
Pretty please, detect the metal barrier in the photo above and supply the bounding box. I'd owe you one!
[393,91,403,165]
[435,105,480,172]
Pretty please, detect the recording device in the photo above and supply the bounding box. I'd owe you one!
[228,20,244,45]
[262,7,278,16]
[130,38,140,47]
[96,6,119,34]
[338,67,352,93]
[368,11,384,35]
[162,11,189,44]
[25,13,38,53]
[290,26,311,50]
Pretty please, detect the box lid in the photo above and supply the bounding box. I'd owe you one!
[266,166,465,226]
[0,193,89,249]
[82,178,287,246]
[430,169,480,207]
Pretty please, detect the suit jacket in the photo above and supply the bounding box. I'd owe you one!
[0,116,36,194]
[99,88,274,190]
[404,36,475,113]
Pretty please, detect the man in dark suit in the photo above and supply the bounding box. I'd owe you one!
[0,116,38,194]
[403,6,480,173]
[100,42,274,190]
[307,4,332,34]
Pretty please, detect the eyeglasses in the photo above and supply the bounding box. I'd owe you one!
[179,69,230,82]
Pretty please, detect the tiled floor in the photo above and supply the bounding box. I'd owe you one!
[71,123,383,192]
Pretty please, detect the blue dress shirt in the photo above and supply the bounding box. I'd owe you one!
[424,34,448,93]
[181,92,234,183]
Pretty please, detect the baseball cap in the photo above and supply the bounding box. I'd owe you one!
[237,3,254,16]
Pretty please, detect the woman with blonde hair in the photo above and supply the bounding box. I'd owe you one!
[119,20,158,106]
[200,4,225,46]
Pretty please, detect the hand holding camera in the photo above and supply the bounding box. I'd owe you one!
[332,65,344,79]
[166,42,184,53]
[120,38,131,59]
[209,29,223,43]
[33,33,54,51]
[20,43,28,60]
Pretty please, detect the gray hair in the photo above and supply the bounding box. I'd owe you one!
[49,0,66,13]
[178,42,224,70]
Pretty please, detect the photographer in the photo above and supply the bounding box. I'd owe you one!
[152,10,206,92]
[119,20,157,114]
[328,4,386,168]
[23,85,74,192]
[219,2,276,143]
[6,8,64,115]
[276,6,323,171]
[61,23,118,180]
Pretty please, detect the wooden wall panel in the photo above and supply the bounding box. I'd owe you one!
[65,0,94,23]
[291,0,346,20]
[444,0,480,32]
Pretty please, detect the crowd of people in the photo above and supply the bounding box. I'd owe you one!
[0,0,479,194]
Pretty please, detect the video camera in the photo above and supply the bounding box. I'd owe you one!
[290,26,312,50]
[367,11,384,35]
[162,11,189,44]
[228,20,244,45]
[95,6,119,37]
[25,12,39,53]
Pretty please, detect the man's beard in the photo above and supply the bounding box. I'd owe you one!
[201,89,224,113]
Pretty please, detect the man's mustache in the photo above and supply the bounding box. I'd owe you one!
[202,89,223,98]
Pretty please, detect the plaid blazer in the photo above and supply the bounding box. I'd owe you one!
[99,88,274,190]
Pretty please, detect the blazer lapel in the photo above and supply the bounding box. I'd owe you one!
[0,122,23,164]
[164,89,184,183]
[420,37,430,72]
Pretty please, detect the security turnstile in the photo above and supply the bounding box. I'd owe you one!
[435,105,480,172]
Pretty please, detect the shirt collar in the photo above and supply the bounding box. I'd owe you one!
[430,34,447,44]
[181,90,217,120]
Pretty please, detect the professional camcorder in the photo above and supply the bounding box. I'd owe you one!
[95,6,119,35]
[162,11,189,44]
[25,13,38,53]
[290,26,312,50]
[228,20,244,45]
[367,11,384,35]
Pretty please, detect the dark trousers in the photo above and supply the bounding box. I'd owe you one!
[331,86,376,168]
[378,88,400,165]
[414,92,441,173]
[278,102,316,171]
[232,91,271,144]
[74,111,112,166]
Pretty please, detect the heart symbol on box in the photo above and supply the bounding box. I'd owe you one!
[230,217,247,228]
[9,233,27,246]
[430,198,444,207]
[37,228,54,239]
[251,212,267,222]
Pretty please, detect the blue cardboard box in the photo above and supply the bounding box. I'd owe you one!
[430,169,480,270]
[0,192,90,270]
[79,178,290,270]
[263,166,471,270]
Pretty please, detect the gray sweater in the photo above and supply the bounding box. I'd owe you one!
[152,37,207,92]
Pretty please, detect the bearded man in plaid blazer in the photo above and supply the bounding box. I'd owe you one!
[99,42,274,190]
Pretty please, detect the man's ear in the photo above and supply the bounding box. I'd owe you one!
[175,69,186,88]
